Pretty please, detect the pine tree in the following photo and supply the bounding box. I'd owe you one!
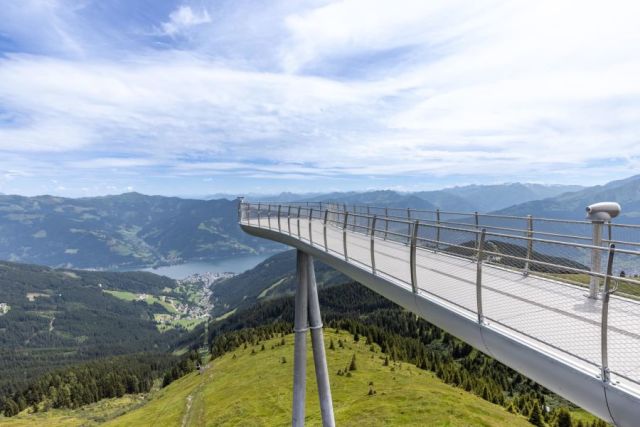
[329,339,335,350]
[2,398,19,417]
[554,408,572,427]
[349,354,357,371]
[383,356,389,366]
[528,401,545,427]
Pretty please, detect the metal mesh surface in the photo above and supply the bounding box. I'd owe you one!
[240,202,640,387]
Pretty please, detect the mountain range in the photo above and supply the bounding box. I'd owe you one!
[1,176,638,270]
[208,182,584,212]
[498,175,640,222]
[0,193,279,269]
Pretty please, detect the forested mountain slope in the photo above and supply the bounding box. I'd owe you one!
[0,260,189,396]
[0,193,279,269]
[210,250,347,317]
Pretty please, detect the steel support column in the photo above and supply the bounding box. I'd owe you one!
[292,251,308,427]
[306,254,336,427]
[292,250,335,427]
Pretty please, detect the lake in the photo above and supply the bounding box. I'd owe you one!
[138,253,274,279]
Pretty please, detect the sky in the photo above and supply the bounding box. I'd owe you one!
[0,0,639,197]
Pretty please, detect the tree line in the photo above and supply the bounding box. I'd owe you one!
[0,351,200,416]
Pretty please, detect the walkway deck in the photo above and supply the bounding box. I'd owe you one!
[249,216,640,387]
[241,209,640,425]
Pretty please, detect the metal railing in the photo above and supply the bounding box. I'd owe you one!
[239,201,640,387]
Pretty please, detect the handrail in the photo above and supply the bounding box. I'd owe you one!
[245,203,640,256]
[249,200,640,232]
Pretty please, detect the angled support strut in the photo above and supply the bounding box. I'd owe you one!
[292,250,335,427]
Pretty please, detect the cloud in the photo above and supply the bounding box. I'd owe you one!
[1,0,640,196]
[161,5,211,37]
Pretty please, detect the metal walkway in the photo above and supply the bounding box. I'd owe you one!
[239,202,640,426]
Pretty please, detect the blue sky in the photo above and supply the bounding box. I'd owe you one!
[0,0,639,197]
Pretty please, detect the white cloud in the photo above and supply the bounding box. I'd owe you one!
[0,120,90,152]
[1,0,640,194]
[161,5,211,37]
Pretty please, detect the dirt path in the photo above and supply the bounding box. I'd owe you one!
[182,362,213,427]
[181,395,193,427]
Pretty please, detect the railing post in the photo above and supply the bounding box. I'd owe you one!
[384,207,389,240]
[476,229,487,323]
[367,206,371,232]
[257,203,261,227]
[407,208,411,244]
[343,211,349,260]
[268,204,272,229]
[410,220,419,294]
[523,215,533,276]
[600,244,616,382]
[474,211,480,251]
[370,215,377,274]
[287,206,292,235]
[297,207,301,238]
[309,208,314,244]
[237,197,245,222]
[323,210,329,252]
[277,205,282,232]
[590,221,604,298]
[435,209,441,251]
[352,205,357,229]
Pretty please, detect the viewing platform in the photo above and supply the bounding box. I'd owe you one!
[239,201,640,426]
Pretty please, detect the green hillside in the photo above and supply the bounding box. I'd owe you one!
[210,250,347,317]
[98,330,530,426]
